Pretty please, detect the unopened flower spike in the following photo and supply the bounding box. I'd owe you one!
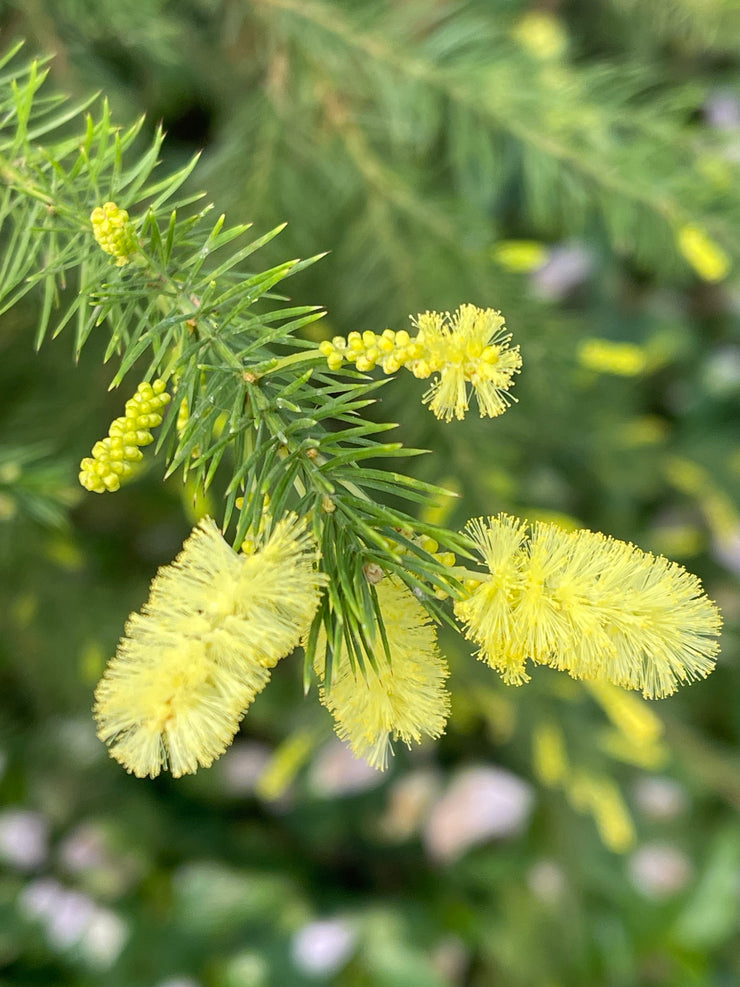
[90,202,139,266]
[455,514,722,699]
[94,513,327,778]
[79,379,171,493]
[319,304,521,422]
[317,575,451,770]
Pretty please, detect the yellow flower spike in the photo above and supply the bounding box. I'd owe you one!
[677,224,731,283]
[532,720,569,787]
[94,515,326,778]
[90,202,139,266]
[318,576,450,770]
[586,680,663,748]
[491,240,548,273]
[79,379,170,493]
[456,514,721,698]
[513,11,568,60]
[567,772,635,853]
[409,305,522,422]
[577,339,648,377]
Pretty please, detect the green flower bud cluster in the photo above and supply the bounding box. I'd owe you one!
[90,202,138,266]
[319,328,424,373]
[79,380,171,493]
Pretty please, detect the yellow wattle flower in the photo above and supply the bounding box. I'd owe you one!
[567,771,635,853]
[318,576,451,770]
[455,514,721,698]
[677,224,730,283]
[577,338,648,377]
[491,240,548,273]
[532,720,569,787]
[318,304,521,422]
[94,515,326,778]
[513,11,568,60]
[411,305,521,422]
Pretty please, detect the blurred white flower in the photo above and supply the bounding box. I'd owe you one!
[224,952,269,987]
[702,346,740,397]
[424,766,534,863]
[632,776,688,822]
[527,859,567,905]
[18,877,128,965]
[712,526,740,577]
[629,843,692,899]
[0,809,49,870]
[430,934,469,982]
[51,717,102,767]
[309,740,384,797]
[291,917,357,976]
[156,979,201,987]
[81,907,128,969]
[379,769,441,842]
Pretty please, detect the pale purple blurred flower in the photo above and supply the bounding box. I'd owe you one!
[712,526,740,577]
[58,823,108,873]
[705,92,740,131]
[46,890,97,949]
[19,877,128,964]
[531,243,594,301]
[424,766,534,863]
[309,740,384,797]
[291,917,357,976]
[220,741,272,795]
[18,877,67,920]
[629,843,692,899]
[0,809,49,870]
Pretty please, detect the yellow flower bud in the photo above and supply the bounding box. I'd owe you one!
[79,379,170,493]
[90,202,138,266]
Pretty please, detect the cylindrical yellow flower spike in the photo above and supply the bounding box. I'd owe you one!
[79,380,171,493]
[455,514,722,698]
[319,305,521,422]
[94,514,326,778]
[318,576,451,769]
[90,202,139,266]
[676,223,730,283]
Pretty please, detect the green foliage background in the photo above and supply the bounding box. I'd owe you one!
[0,1,739,984]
